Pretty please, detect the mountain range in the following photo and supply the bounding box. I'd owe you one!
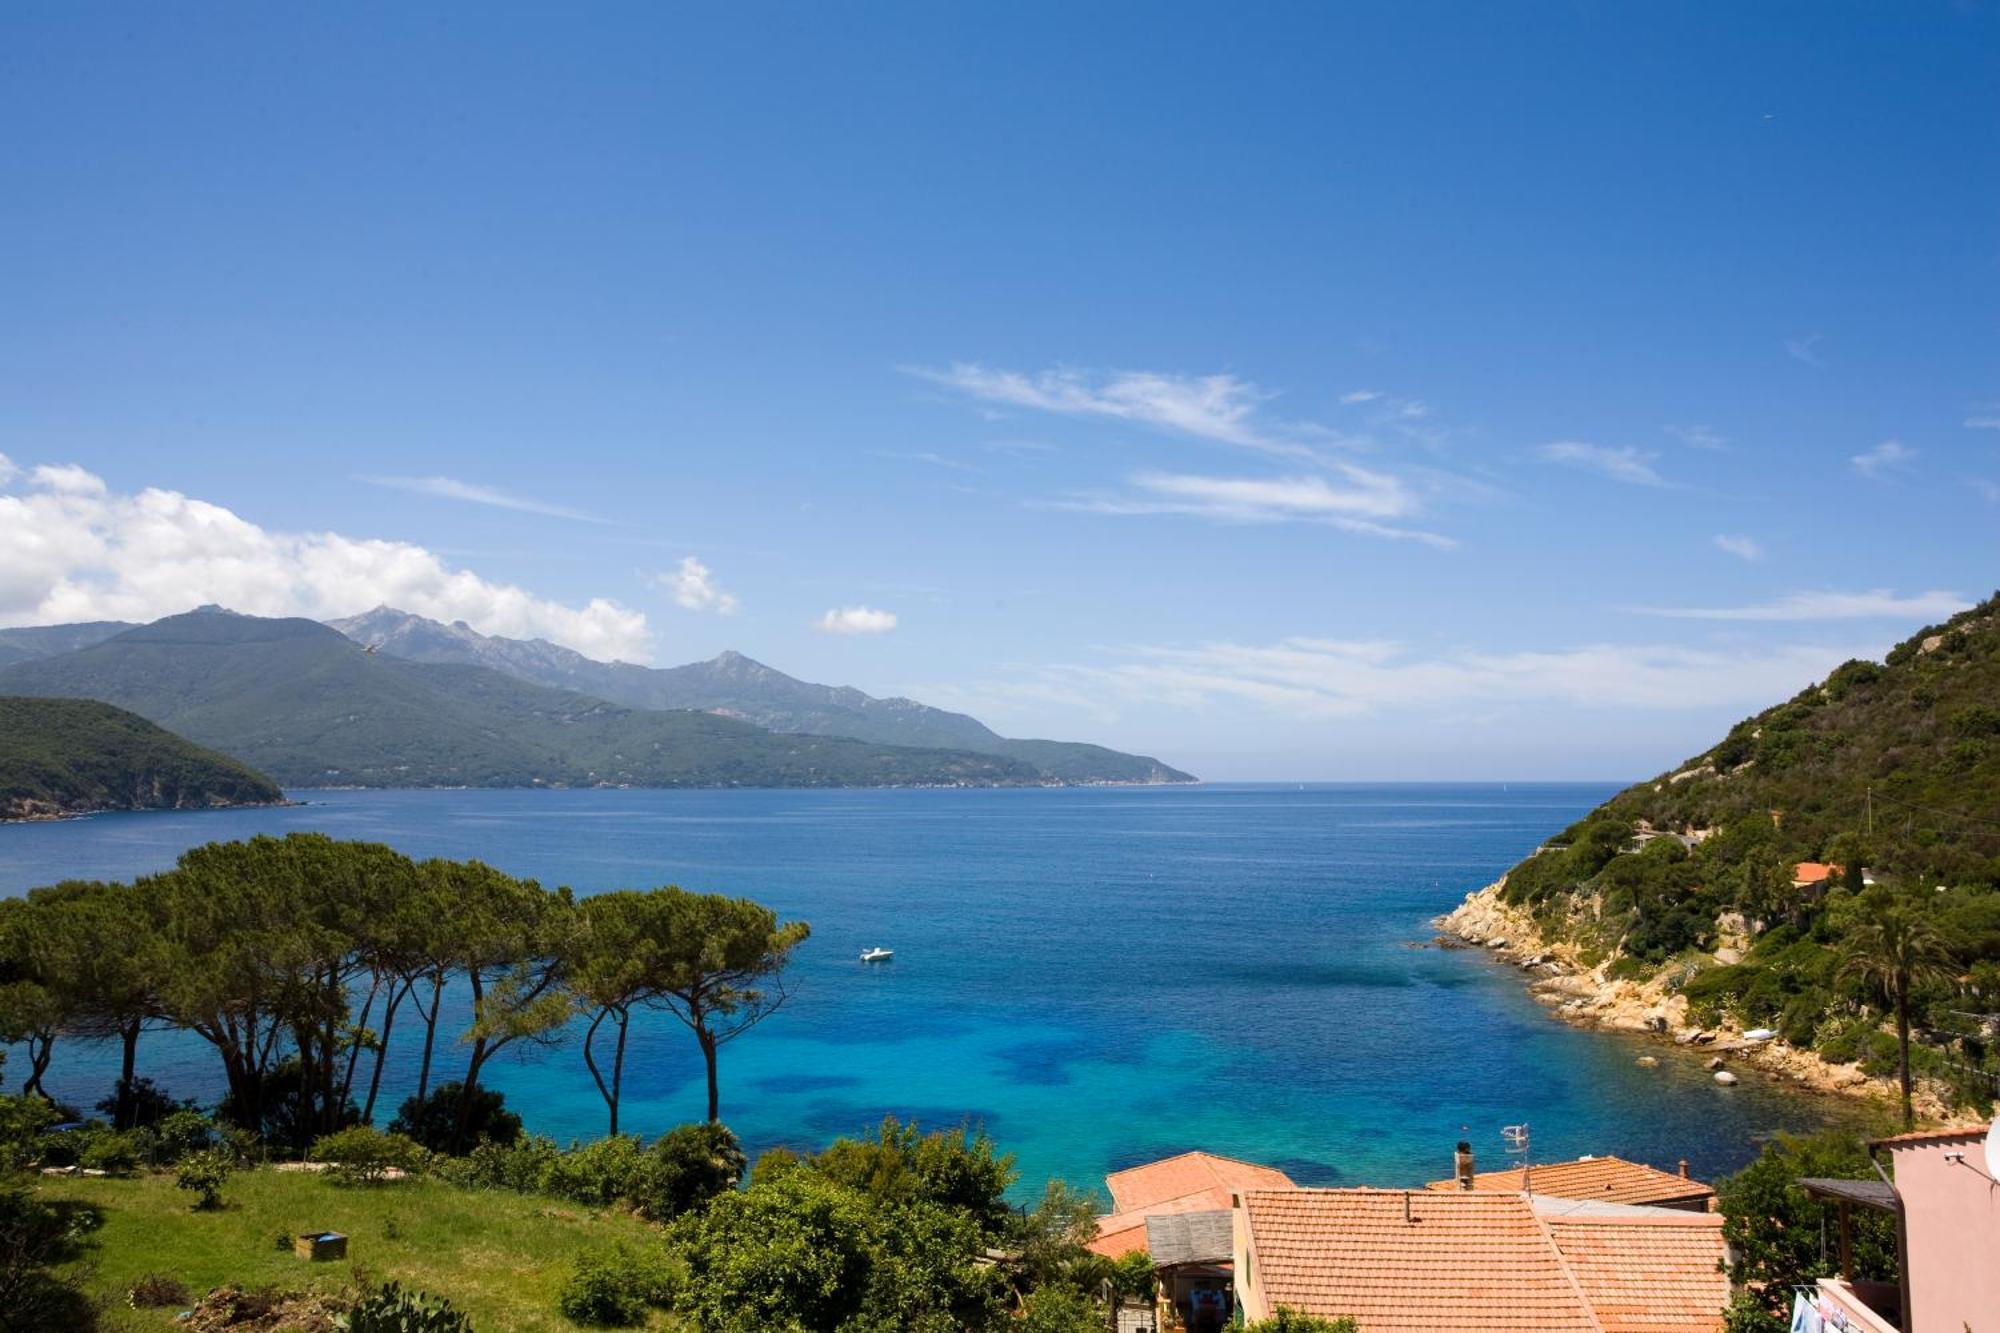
[0,607,1190,789]
[326,606,1190,784]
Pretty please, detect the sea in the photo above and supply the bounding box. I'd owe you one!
[0,783,1836,1197]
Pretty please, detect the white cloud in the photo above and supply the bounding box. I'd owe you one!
[0,461,653,660]
[1668,425,1727,451]
[816,606,898,635]
[0,453,15,485]
[1059,469,1455,548]
[1538,441,1666,487]
[1851,440,1916,478]
[1712,534,1763,561]
[1631,589,1969,621]
[357,474,606,523]
[909,362,1328,459]
[1784,334,1825,367]
[1340,390,1381,404]
[1964,416,2000,430]
[661,556,738,615]
[943,636,1867,721]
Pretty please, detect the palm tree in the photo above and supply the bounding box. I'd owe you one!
[1838,894,1955,1129]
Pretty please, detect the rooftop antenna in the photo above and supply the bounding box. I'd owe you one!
[1502,1123,1532,1195]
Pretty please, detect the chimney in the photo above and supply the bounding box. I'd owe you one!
[1678,1159,1690,1179]
[1454,1141,1475,1190]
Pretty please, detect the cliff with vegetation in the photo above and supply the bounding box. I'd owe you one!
[1442,593,2000,1116]
[0,696,285,819]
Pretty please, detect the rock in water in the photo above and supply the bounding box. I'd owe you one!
[1713,1070,1738,1086]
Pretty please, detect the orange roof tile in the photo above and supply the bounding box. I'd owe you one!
[1868,1124,1988,1148]
[1544,1213,1729,1333]
[1240,1189,1727,1333]
[1093,1152,1296,1257]
[1241,1189,1599,1331]
[1426,1156,1714,1207]
[1790,861,1842,886]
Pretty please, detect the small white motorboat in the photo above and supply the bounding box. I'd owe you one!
[860,947,894,963]
[1742,1028,1777,1042]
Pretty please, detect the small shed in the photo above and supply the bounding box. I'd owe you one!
[1144,1210,1235,1332]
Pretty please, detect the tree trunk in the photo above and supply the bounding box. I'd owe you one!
[361,981,408,1124]
[582,1007,620,1137]
[341,976,381,1109]
[699,1026,720,1123]
[21,1031,54,1100]
[414,969,445,1106]
[453,1039,489,1154]
[611,1015,629,1139]
[1895,978,1914,1130]
[116,1020,141,1129]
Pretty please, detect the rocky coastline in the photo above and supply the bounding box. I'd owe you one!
[1435,880,1944,1119]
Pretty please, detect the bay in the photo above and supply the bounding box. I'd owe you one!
[0,783,1834,1196]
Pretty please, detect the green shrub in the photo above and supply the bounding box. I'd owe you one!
[175,1148,233,1210]
[348,1280,475,1333]
[639,1122,746,1221]
[1246,1310,1358,1333]
[311,1126,425,1186]
[0,1095,63,1170]
[542,1134,651,1207]
[557,1242,678,1326]
[388,1082,521,1155]
[79,1129,144,1175]
[150,1108,218,1164]
[0,1182,101,1331]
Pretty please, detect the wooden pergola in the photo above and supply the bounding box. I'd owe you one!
[1798,1176,1899,1280]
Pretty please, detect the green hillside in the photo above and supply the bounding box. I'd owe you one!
[1490,593,2000,1108]
[0,696,284,819]
[0,609,1044,789]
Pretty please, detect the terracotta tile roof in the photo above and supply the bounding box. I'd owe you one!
[1240,1189,1599,1331]
[1868,1124,1989,1148]
[1091,1152,1296,1257]
[1426,1156,1714,1207]
[1544,1213,1729,1333]
[1240,1189,1726,1333]
[1791,861,1842,886]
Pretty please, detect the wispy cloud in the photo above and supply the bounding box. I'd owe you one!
[908,362,1335,460]
[357,474,607,523]
[1667,425,1727,451]
[1058,469,1455,548]
[816,605,897,635]
[1784,333,1825,367]
[935,636,1870,721]
[1631,589,1968,622]
[1713,534,1763,561]
[1851,440,1916,479]
[884,450,982,474]
[1340,390,1381,404]
[1538,441,1666,487]
[660,556,738,615]
[1964,415,2000,430]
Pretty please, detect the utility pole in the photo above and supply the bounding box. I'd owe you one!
[1866,785,1873,838]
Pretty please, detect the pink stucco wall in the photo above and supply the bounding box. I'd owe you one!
[1887,1132,2000,1333]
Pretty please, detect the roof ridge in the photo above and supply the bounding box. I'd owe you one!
[1533,1208,1610,1333]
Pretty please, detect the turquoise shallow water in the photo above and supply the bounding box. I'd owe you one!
[0,784,1834,1196]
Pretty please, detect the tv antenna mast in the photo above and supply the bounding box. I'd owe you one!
[1501,1123,1533,1194]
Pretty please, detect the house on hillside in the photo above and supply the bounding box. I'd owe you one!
[1800,1124,2000,1332]
[1088,1151,1296,1332]
[1791,861,1878,896]
[1426,1150,1717,1213]
[1230,1186,1729,1331]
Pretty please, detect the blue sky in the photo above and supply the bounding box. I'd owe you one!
[1,2,1995,779]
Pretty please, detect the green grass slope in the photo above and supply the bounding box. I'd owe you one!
[43,1170,666,1332]
[1489,593,2000,1103]
[0,609,1042,789]
[0,696,284,819]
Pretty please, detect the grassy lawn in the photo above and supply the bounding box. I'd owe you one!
[36,1167,670,1331]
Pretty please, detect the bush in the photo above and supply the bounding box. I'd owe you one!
[1246,1311,1359,1333]
[558,1242,679,1326]
[175,1148,233,1210]
[310,1126,425,1186]
[348,1280,475,1333]
[1017,1286,1108,1332]
[388,1082,522,1154]
[128,1272,190,1308]
[640,1121,746,1221]
[79,1129,144,1175]
[0,1095,63,1169]
[150,1108,218,1165]
[0,1182,101,1331]
[542,1134,652,1207]
[432,1135,563,1195]
[95,1076,194,1130]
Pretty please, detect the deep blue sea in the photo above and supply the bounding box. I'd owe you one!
[0,784,1835,1197]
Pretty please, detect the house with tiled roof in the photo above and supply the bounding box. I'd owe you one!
[1231,1186,1728,1332]
[1797,1124,2000,1333]
[1425,1152,1716,1212]
[1089,1151,1297,1258]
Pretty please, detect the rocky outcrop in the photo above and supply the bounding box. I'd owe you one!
[1437,880,1946,1115]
